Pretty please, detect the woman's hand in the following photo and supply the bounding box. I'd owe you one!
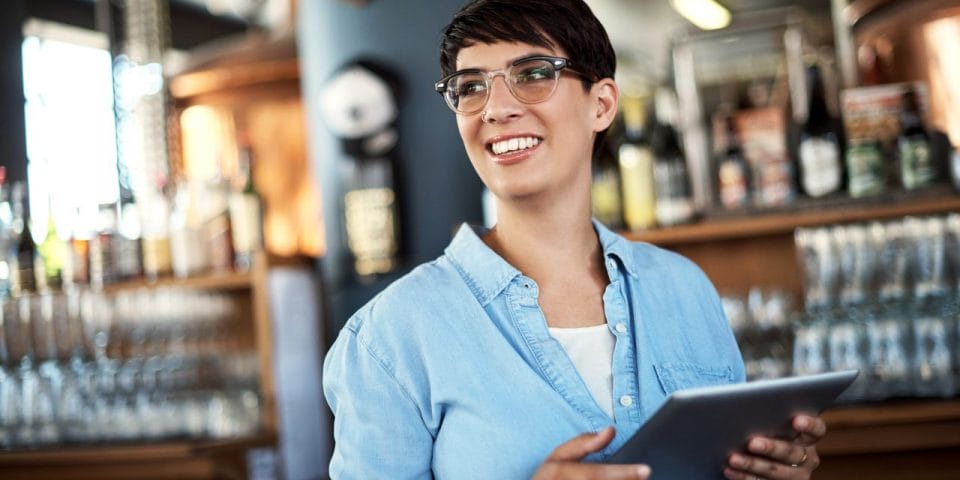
[532,426,651,480]
[723,414,827,480]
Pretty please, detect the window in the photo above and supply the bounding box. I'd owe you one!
[21,19,118,241]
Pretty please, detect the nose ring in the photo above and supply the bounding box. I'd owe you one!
[481,111,489,122]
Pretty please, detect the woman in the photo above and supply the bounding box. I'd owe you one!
[323,1,826,478]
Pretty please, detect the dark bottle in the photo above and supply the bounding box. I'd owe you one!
[652,117,694,226]
[897,88,936,190]
[798,65,843,198]
[716,114,751,209]
[10,182,35,295]
[591,120,624,230]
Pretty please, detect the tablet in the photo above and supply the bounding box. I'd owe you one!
[605,369,859,478]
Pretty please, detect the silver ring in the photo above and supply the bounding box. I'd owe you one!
[790,450,808,468]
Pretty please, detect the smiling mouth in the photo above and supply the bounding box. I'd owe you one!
[488,136,542,155]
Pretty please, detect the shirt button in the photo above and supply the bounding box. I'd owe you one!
[615,323,627,334]
[619,395,633,407]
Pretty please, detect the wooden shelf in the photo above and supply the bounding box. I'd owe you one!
[624,188,960,246]
[820,399,960,456]
[0,435,273,464]
[0,434,276,480]
[100,269,255,294]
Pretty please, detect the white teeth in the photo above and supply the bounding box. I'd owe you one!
[491,136,540,155]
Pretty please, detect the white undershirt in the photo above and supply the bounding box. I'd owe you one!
[548,324,616,418]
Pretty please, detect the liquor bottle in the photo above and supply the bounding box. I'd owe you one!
[141,188,173,282]
[228,137,263,272]
[113,196,143,281]
[68,207,91,287]
[952,144,960,191]
[798,65,843,198]
[89,203,119,288]
[204,176,235,274]
[591,119,624,230]
[0,168,12,297]
[10,182,35,295]
[618,94,657,230]
[169,181,208,278]
[716,114,752,209]
[37,200,67,291]
[652,89,694,226]
[897,88,936,190]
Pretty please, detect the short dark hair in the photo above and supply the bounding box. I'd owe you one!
[439,0,616,91]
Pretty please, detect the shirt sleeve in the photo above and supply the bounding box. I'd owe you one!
[323,324,435,480]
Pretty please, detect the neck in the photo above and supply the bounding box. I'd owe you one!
[483,186,602,284]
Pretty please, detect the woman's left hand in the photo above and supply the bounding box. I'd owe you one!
[723,414,826,480]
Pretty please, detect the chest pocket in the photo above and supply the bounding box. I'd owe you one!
[654,362,736,395]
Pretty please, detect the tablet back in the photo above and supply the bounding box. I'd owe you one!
[606,370,858,478]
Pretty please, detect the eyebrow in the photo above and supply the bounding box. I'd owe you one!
[455,51,555,72]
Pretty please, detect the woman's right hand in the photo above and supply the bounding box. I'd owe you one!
[531,427,652,479]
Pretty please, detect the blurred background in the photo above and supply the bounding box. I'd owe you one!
[0,0,959,479]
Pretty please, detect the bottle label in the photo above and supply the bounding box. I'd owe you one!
[899,137,935,189]
[344,187,398,275]
[846,144,885,197]
[800,137,842,197]
[718,159,749,209]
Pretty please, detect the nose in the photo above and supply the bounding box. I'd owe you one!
[481,73,522,123]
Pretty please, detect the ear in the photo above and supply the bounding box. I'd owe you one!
[591,78,619,133]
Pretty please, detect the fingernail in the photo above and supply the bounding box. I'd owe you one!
[637,465,651,476]
[751,438,768,451]
[730,454,746,468]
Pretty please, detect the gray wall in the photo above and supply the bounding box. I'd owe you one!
[298,0,482,291]
[296,3,482,475]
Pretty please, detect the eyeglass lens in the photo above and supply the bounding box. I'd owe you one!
[444,58,560,114]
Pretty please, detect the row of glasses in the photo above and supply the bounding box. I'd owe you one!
[795,214,960,312]
[793,299,957,403]
[723,287,797,380]
[793,213,960,402]
[0,286,262,449]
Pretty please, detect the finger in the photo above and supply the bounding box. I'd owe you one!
[548,426,616,461]
[746,436,807,466]
[792,415,827,445]
[541,462,651,480]
[728,452,801,480]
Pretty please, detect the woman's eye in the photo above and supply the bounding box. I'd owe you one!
[457,80,487,97]
[515,66,552,83]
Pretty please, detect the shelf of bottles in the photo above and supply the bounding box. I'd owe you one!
[593,52,960,245]
[722,213,960,405]
[0,149,266,450]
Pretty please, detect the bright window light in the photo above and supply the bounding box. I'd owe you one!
[21,21,118,241]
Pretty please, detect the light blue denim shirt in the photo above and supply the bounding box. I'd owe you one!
[323,221,745,479]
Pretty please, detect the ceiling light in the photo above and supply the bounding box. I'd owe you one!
[670,0,732,30]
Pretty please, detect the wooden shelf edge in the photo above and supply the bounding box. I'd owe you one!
[100,270,254,294]
[823,398,960,428]
[0,433,277,466]
[624,190,960,246]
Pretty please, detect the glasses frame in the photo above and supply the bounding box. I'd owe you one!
[434,55,591,115]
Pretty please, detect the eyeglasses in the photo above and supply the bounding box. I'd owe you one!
[434,55,590,115]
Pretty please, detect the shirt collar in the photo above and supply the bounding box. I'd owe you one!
[592,219,641,279]
[445,223,521,306]
[444,220,641,305]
